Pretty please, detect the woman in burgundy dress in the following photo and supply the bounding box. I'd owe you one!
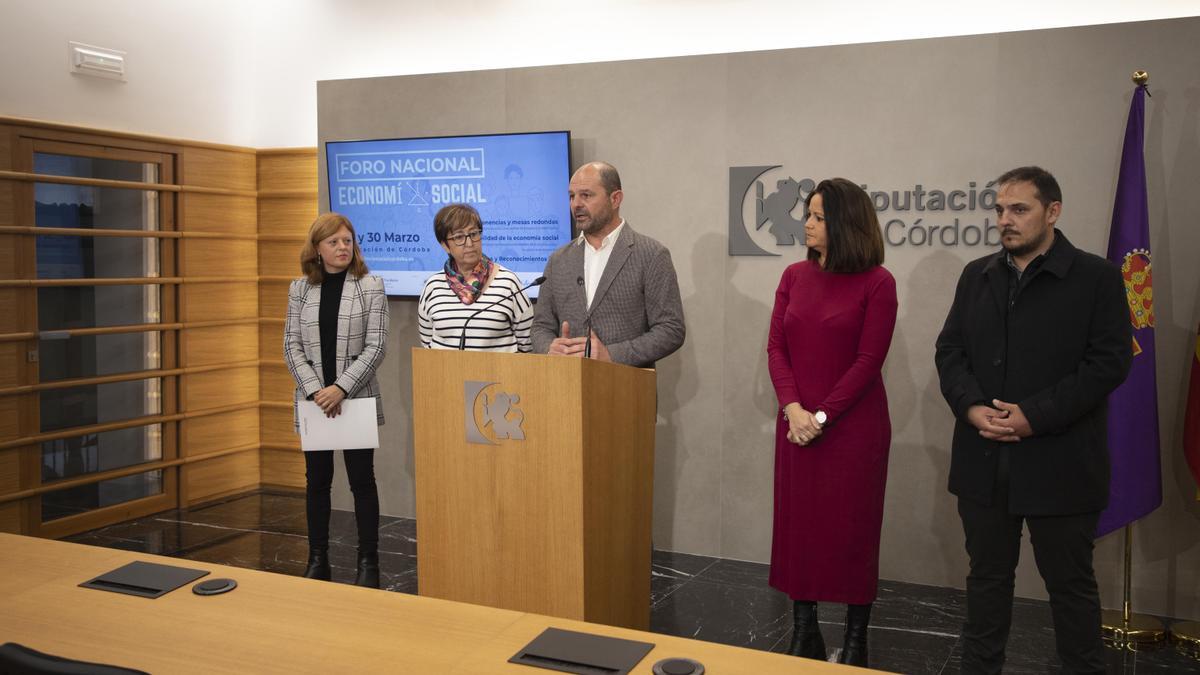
[766,177,898,667]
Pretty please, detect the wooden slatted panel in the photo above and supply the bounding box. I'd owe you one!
[257,151,316,193]
[0,128,13,228]
[183,451,259,506]
[183,282,258,322]
[181,147,255,191]
[0,396,18,442]
[180,193,256,235]
[186,324,258,367]
[261,405,294,442]
[259,280,290,319]
[0,503,19,533]
[182,238,257,279]
[259,240,300,277]
[0,450,18,495]
[260,448,304,488]
[259,322,284,361]
[259,364,294,401]
[0,290,17,334]
[258,198,316,234]
[182,408,259,457]
[185,366,258,412]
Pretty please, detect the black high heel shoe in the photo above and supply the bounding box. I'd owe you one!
[838,603,871,668]
[354,550,380,588]
[302,548,331,581]
[786,600,827,660]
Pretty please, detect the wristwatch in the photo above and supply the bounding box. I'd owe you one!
[814,410,827,427]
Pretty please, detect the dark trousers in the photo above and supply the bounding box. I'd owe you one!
[958,484,1104,675]
[304,448,379,554]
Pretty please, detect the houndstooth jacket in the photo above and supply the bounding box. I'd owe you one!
[284,274,389,432]
[531,222,685,368]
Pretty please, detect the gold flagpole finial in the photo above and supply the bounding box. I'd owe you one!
[1132,70,1149,86]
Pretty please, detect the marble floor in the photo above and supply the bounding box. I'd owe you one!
[66,490,1199,674]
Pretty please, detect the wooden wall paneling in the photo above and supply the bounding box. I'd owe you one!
[259,322,284,361]
[0,503,20,533]
[3,121,187,158]
[12,134,34,535]
[0,127,12,228]
[258,198,317,234]
[0,125,14,170]
[180,193,256,235]
[182,408,259,457]
[183,238,257,278]
[259,281,290,319]
[0,183,13,227]
[0,447,19,495]
[259,364,294,402]
[0,397,18,441]
[0,233,17,277]
[259,240,301,277]
[180,147,256,192]
[182,282,258,323]
[260,405,294,443]
[257,150,316,493]
[0,234,17,278]
[260,448,304,489]
[257,151,317,193]
[26,138,170,168]
[185,366,259,411]
[0,290,19,333]
[183,451,259,506]
[0,343,18,388]
[185,324,258,366]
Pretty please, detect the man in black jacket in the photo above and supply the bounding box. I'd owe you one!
[935,166,1132,674]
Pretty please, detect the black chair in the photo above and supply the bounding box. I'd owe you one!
[0,643,149,675]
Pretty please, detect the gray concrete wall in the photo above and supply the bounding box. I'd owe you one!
[319,18,1200,618]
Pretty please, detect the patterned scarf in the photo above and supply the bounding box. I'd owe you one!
[444,254,493,304]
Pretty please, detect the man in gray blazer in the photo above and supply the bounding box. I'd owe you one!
[531,161,685,368]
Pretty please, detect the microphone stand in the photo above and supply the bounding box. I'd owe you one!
[457,275,545,350]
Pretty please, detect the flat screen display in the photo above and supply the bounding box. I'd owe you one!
[325,130,572,297]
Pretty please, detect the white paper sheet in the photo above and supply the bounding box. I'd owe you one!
[298,398,380,451]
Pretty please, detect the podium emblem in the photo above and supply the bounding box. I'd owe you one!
[465,381,526,445]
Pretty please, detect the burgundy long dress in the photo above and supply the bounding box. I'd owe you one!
[766,260,898,604]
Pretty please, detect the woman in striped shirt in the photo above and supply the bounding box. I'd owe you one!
[418,203,533,352]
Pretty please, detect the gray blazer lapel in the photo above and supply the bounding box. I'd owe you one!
[565,240,588,315]
[591,224,635,313]
[302,283,322,363]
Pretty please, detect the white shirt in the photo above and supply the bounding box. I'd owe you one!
[579,219,625,310]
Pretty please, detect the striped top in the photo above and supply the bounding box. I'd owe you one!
[417,265,534,352]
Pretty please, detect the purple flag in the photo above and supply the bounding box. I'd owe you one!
[1096,84,1162,537]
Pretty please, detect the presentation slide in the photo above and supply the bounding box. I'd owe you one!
[326,131,572,297]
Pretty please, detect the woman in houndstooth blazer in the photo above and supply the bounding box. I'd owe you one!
[284,213,389,588]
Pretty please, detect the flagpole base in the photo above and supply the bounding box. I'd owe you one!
[1101,610,1167,650]
[1171,621,1200,661]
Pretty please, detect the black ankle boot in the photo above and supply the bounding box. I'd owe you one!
[302,548,331,581]
[786,600,827,660]
[354,550,380,588]
[838,603,871,668]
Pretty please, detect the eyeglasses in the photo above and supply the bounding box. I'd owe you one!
[447,229,483,246]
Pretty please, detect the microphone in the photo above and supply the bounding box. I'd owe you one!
[576,276,594,358]
[458,275,545,350]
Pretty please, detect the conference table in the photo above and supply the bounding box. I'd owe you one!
[0,533,855,673]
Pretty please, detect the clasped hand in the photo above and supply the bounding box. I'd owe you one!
[313,385,345,418]
[547,320,611,362]
[783,402,823,446]
[967,399,1031,442]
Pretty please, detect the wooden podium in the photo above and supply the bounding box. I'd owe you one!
[411,348,656,630]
